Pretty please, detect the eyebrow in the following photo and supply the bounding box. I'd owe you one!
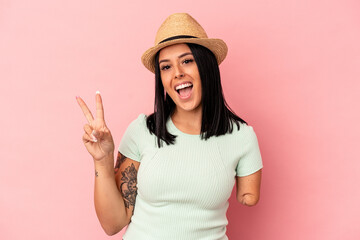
[159,52,193,64]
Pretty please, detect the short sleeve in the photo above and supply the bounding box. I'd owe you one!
[236,126,263,177]
[118,114,145,162]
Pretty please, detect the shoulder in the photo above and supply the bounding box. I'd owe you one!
[129,113,147,127]
[227,120,259,143]
[232,120,256,135]
[135,113,147,122]
[122,113,148,136]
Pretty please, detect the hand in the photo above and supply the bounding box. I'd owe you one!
[76,91,115,162]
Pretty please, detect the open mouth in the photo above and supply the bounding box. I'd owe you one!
[176,84,193,99]
[176,85,193,94]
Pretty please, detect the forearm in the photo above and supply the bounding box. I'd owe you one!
[94,156,127,235]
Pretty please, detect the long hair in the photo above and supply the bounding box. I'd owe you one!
[146,43,247,148]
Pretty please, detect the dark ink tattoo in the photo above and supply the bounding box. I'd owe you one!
[114,152,138,216]
[114,152,126,174]
[120,163,138,215]
[95,170,98,177]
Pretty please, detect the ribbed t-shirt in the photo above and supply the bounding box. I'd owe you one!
[118,113,263,240]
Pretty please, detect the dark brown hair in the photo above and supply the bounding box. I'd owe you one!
[146,43,247,148]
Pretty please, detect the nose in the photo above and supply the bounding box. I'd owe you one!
[175,73,184,79]
[174,65,184,79]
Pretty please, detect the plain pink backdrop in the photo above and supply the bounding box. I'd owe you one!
[1,0,359,239]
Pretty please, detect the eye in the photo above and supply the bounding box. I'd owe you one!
[183,59,194,64]
[161,65,170,71]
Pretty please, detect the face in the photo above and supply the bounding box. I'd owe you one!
[158,43,202,115]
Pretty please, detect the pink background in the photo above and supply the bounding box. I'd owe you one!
[1,0,359,239]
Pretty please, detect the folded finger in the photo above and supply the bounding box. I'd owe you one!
[84,124,97,142]
[83,132,97,143]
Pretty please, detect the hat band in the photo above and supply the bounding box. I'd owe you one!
[159,35,198,44]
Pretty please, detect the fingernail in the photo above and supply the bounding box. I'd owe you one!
[91,130,98,142]
[91,134,97,142]
[96,90,100,95]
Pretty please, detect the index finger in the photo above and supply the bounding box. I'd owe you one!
[96,91,105,124]
[76,96,95,125]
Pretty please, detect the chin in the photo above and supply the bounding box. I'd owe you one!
[178,103,201,112]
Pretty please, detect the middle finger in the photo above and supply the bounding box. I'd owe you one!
[95,91,105,125]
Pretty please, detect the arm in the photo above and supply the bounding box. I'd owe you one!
[93,153,128,235]
[94,151,140,235]
[114,151,140,225]
[236,169,262,206]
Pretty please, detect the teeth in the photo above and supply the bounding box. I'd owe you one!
[175,83,193,91]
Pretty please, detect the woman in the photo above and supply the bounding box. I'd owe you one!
[76,13,263,239]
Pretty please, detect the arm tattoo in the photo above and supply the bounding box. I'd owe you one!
[95,170,98,177]
[114,152,126,174]
[114,152,138,216]
[120,163,138,215]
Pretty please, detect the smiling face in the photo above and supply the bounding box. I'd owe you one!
[158,43,202,116]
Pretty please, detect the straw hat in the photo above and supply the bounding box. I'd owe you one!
[141,13,228,73]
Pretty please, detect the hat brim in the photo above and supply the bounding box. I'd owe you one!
[141,38,228,73]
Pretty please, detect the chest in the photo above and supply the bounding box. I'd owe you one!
[137,139,236,209]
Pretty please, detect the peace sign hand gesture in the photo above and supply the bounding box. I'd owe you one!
[76,92,115,162]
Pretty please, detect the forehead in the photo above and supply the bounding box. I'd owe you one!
[158,43,191,60]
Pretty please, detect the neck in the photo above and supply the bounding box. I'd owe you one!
[171,106,202,134]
